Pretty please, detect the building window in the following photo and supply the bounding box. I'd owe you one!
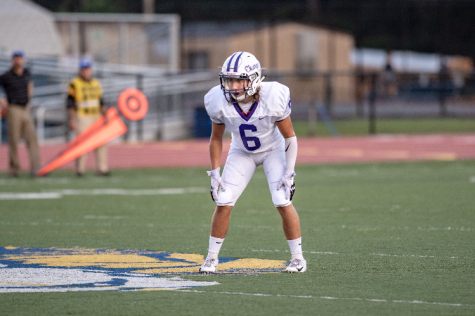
[188,51,209,70]
[295,32,319,71]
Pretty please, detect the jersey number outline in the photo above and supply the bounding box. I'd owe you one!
[239,124,261,151]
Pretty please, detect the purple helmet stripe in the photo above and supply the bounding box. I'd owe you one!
[226,52,238,71]
[233,52,244,72]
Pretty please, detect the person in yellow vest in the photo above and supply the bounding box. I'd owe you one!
[67,59,109,177]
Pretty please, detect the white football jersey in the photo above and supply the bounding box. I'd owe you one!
[205,81,291,154]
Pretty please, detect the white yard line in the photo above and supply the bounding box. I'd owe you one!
[177,289,472,307]
[0,192,62,200]
[0,220,157,228]
[251,249,459,259]
[0,187,207,200]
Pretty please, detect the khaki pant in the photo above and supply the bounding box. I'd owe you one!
[75,115,108,174]
[7,105,41,174]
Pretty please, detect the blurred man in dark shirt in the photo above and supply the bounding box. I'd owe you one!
[0,50,41,177]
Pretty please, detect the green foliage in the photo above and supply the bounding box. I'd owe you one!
[1,161,475,315]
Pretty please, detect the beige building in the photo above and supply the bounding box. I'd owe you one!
[54,13,180,72]
[182,22,355,103]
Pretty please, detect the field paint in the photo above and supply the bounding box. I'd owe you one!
[0,192,62,200]
[371,253,459,259]
[177,289,472,307]
[0,187,207,200]
[0,268,218,293]
[418,226,472,231]
[470,176,475,183]
[0,247,286,293]
[84,215,128,220]
[251,249,459,259]
[0,220,159,228]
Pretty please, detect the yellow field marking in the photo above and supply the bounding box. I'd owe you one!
[3,249,197,269]
[134,258,287,274]
[2,248,287,277]
[217,258,286,271]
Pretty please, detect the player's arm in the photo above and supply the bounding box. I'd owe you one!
[276,116,298,199]
[27,81,33,100]
[0,75,7,111]
[67,82,77,131]
[208,121,226,201]
[26,81,33,112]
[209,122,226,169]
[98,81,106,116]
[100,98,106,115]
[276,116,297,171]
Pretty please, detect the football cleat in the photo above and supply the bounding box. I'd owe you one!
[199,258,219,274]
[286,258,307,273]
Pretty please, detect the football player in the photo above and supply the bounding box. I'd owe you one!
[200,52,306,273]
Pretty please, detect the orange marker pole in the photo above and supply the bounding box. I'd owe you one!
[37,108,127,176]
[43,114,108,166]
[36,88,149,176]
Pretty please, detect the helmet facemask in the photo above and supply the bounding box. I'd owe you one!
[220,74,249,102]
[220,72,262,103]
[219,52,265,104]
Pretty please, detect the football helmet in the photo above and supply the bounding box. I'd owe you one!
[219,51,265,102]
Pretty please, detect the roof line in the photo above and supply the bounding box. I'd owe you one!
[53,13,179,24]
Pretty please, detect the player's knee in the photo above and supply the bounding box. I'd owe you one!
[271,188,291,208]
[216,187,237,206]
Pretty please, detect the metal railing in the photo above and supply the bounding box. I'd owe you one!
[1,54,475,143]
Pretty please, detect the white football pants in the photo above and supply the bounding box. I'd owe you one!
[217,142,291,207]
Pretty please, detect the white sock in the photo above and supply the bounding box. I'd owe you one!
[287,237,304,260]
[207,235,225,259]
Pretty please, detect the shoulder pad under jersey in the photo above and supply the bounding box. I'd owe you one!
[204,85,226,123]
[258,82,291,117]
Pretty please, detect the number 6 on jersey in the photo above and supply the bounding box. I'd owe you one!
[239,124,261,151]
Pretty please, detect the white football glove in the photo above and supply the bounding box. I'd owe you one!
[207,167,226,202]
[277,168,296,201]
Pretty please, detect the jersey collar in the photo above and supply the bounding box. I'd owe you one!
[233,102,258,122]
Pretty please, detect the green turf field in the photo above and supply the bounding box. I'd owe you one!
[1,160,475,315]
[293,118,475,137]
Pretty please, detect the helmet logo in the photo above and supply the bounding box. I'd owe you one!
[245,63,259,72]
